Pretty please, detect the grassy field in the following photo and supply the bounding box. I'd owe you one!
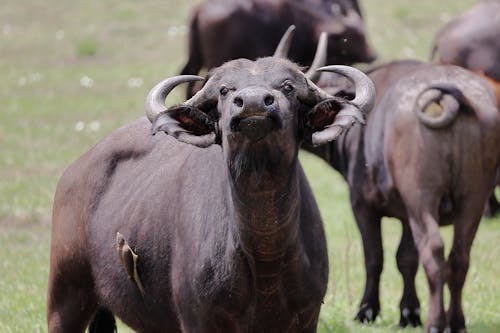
[1,0,498,332]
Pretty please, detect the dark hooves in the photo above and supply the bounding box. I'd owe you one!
[428,326,462,333]
[484,203,500,217]
[355,304,379,323]
[399,307,422,327]
[484,193,500,217]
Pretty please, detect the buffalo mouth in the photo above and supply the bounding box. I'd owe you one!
[230,113,282,142]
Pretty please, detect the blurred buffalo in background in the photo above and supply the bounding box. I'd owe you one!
[180,0,376,97]
[431,0,500,217]
[430,1,500,83]
[307,60,500,333]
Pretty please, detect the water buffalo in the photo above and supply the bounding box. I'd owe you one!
[180,0,376,97]
[47,56,375,332]
[430,1,500,83]
[430,1,500,217]
[306,60,500,333]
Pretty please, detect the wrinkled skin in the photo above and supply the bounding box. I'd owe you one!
[431,1,500,216]
[306,61,500,332]
[47,57,374,333]
[180,0,376,97]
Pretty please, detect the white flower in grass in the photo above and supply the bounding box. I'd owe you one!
[30,72,43,82]
[18,77,27,86]
[440,12,452,23]
[127,77,143,88]
[80,76,94,88]
[75,121,85,132]
[55,30,65,40]
[89,121,101,132]
[2,24,12,36]
[168,26,179,37]
[178,25,188,35]
[403,46,415,58]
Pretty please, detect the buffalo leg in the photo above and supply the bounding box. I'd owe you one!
[47,238,98,333]
[353,205,383,323]
[47,273,98,333]
[396,220,422,327]
[446,198,483,333]
[408,211,446,333]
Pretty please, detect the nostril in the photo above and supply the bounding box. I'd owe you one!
[234,97,243,108]
[264,95,274,106]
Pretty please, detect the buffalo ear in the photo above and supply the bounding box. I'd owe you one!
[304,97,365,146]
[306,98,342,131]
[303,98,342,144]
[152,105,219,148]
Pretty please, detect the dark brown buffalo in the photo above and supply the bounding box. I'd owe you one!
[307,60,500,333]
[431,1,500,217]
[430,1,500,82]
[47,56,375,332]
[180,0,376,97]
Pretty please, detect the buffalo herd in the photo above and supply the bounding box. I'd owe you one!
[48,1,499,333]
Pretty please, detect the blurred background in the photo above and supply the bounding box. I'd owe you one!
[1,0,498,332]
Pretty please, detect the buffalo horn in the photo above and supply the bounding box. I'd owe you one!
[273,25,296,58]
[318,65,375,114]
[305,32,328,81]
[145,75,204,123]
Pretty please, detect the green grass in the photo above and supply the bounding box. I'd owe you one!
[76,37,99,57]
[1,0,499,332]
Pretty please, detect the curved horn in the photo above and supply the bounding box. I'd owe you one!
[306,32,328,82]
[273,25,296,58]
[145,75,204,122]
[318,65,375,114]
[305,66,375,146]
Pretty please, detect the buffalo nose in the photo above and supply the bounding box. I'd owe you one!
[232,89,276,111]
[230,87,280,141]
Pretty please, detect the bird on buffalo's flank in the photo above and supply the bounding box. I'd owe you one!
[116,232,145,296]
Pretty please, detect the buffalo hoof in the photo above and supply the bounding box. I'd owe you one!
[484,203,500,217]
[399,307,422,327]
[448,327,466,333]
[448,322,467,333]
[428,326,456,333]
[484,194,500,217]
[429,326,440,333]
[355,304,379,323]
[447,310,466,333]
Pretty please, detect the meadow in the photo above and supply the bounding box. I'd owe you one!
[1,0,499,332]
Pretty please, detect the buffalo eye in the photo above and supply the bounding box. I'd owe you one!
[281,81,294,94]
[220,86,229,96]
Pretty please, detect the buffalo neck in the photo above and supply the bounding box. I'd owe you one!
[228,153,302,272]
